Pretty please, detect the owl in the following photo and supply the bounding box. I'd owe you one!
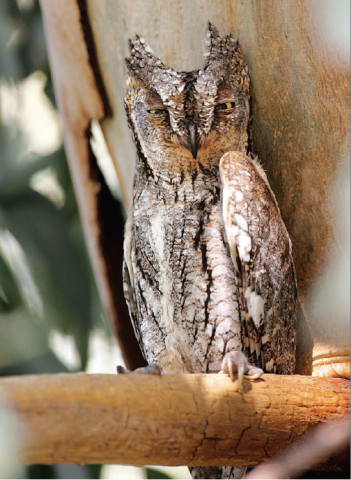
[122,23,297,479]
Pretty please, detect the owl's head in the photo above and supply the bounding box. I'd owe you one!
[125,23,250,180]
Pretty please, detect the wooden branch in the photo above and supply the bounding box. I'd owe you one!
[247,420,350,479]
[0,373,349,469]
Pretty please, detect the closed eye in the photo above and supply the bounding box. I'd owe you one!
[147,108,166,115]
[215,101,235,110]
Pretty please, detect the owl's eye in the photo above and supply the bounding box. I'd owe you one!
[147,109,166,115]
[215,102,235,110]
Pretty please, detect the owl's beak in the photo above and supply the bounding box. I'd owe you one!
[188,124,198,159]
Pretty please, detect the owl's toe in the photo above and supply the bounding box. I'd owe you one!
[245,365,264,379]
[220,351,263,387]
[116,363,161,376]
[220,351,247,385]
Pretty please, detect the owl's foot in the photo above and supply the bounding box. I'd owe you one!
[220,351,263,389]
[116,363,161,376]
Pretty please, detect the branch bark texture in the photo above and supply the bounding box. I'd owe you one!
[0,373,349,469]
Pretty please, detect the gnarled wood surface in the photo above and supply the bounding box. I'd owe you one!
[0,373,349,469]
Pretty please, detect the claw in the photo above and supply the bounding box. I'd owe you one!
[116,363,161,376]
[220,351,264,385]
[227,357,234,381]
[246,365,264,379]
[116,365,130,374]
[237,361,245,388]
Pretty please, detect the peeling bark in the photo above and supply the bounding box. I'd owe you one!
[39,0,145,370]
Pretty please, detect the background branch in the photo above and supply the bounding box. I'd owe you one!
[247,419,350,479]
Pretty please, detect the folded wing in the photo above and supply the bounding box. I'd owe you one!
[220,151,297,374]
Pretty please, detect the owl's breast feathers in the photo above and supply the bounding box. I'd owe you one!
[123,152,296,375]
[124,172,242,374]
[220,151,297,375]
[123,24,297,480]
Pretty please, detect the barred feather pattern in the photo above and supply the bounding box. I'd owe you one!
[123,23,297,480]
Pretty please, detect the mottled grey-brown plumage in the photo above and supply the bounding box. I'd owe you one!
[123,23,297,479]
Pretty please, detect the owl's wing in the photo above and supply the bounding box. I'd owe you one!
[220,152,297,374]
[123,213,147,359]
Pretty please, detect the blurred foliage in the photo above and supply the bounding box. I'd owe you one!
[0,0,107,376]
[145,467,174,479]
[0,0,107,478]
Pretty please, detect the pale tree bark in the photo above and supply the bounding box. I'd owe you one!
[0,373,349,470]
[39,0,146,371]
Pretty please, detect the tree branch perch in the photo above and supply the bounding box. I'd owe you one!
[0,373,349,470]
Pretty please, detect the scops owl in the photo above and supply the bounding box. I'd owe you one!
[122,23,297,479]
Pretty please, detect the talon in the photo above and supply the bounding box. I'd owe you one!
[116,363,161,376]
[246,366,264,379]
[117,365,130,374]
[228,358,234,381]
[237,362,245,388]
[220,351,263,384]
[134,363,161,375]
